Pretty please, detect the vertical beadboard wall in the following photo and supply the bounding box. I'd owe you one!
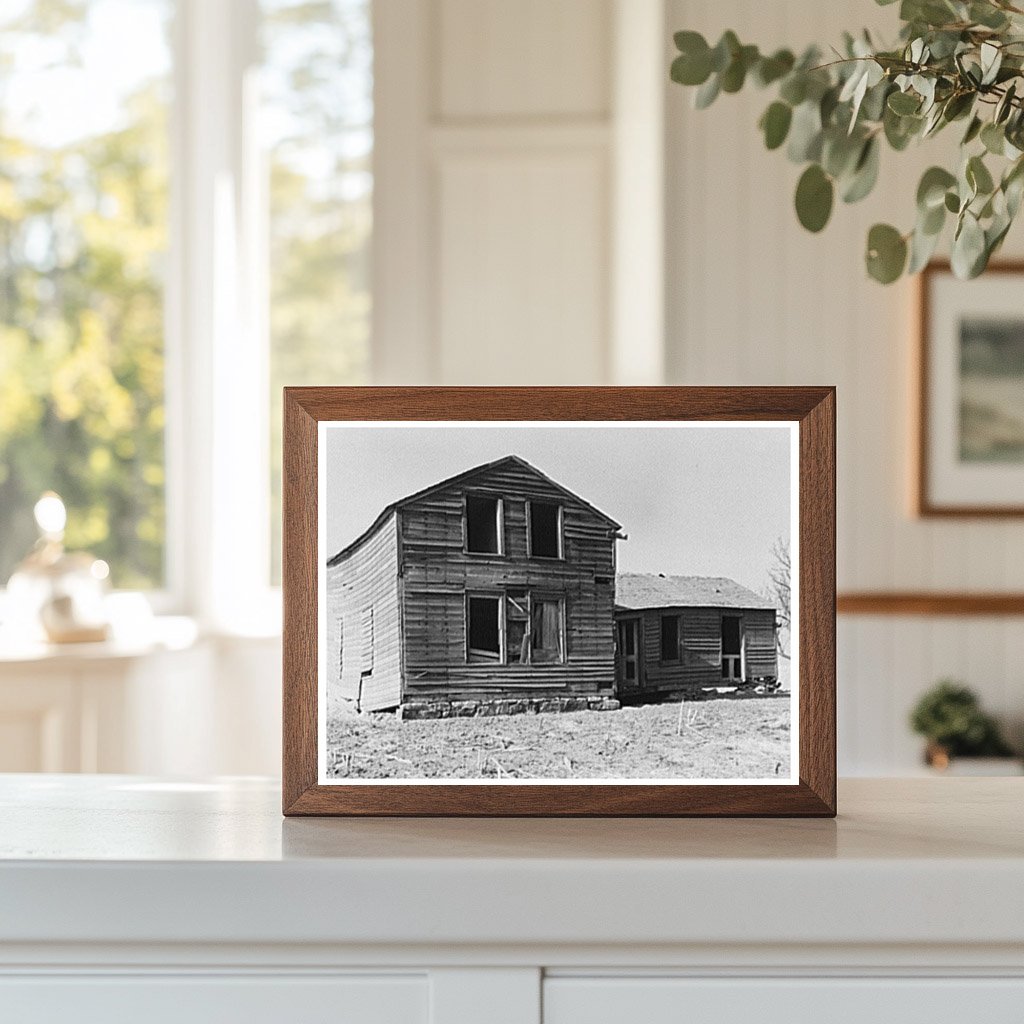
[665,0,1024,772]
[390,0,614,385]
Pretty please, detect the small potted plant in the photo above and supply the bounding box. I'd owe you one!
[910,680,1020,774]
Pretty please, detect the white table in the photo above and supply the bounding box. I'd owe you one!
[1,776,1022,1023]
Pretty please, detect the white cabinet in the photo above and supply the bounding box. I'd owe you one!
[544,977,1024,1024]
[1,975,428,1024]
[1,777,1022,1024]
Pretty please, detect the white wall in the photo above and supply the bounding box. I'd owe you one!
[665,0,1024,772]
[373,0,666,386]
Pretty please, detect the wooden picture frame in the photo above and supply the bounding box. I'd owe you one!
[283,387,836,816]
[917,260,1024,517]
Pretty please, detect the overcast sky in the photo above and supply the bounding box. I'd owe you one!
[322,423,793,593]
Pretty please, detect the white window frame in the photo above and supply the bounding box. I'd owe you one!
[165,0,274,632]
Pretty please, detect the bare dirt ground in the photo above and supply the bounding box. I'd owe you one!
[325,698,791,781]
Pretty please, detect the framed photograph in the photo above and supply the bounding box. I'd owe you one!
[918,261,1024,516]
[283,387,835,816]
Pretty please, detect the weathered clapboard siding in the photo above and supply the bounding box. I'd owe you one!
[743,610,778,678]
[399,459,619,700]
[617,606,778,699]
[325,511,402,712]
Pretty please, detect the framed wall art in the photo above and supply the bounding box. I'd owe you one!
[917,261,1024,517]
[282,387,836,816]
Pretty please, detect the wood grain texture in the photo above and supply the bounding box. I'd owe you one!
[916,260,1024,518]
[838,592,1024,616]
[282,387,836,817]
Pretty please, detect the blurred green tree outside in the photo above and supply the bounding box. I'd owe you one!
[0,0,171,588]
[0,0,371,591]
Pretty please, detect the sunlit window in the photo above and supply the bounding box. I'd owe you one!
[262,0,372,582]
[0,0,172,589]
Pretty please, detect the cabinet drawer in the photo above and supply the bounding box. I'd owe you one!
[0,974,427,1024]
[544,977,1024,1024]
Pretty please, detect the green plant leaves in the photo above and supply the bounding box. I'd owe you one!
[966,154,994,196]
[759,102,792,150]
[787,100,823,162]
[671,31,713,86]
[917,166,957,210]
[866,224,908,283]
[888,90,920,115]
[668,10,1024,284]
[842,137,880,203]
[952,211,987,278]
[753,49,795,87]
[795,164,834,232]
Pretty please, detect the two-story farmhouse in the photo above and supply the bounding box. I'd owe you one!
[325,455,624,714]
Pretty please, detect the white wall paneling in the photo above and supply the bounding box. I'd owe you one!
[373,0,664,385]
[664,0,1024,774]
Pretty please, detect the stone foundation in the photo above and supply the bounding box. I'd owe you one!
[397,696,620,721]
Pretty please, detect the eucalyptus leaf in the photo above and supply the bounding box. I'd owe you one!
[787,101,823,162]
[760,101,793,150]
[888,90,921,115]
[842,137,881,203]
[694,73,721,109]
[795,164,834,232]
[962,115,983,145]
[967,154,995,195]
[996,82,1017,124]
[779,73,807,106]
[908,221,942,273]
[710,31,740,73]
[866,223,908,283]
[970,2,1009,29]
[981,121,1006,155]
[754,49,795,87]
[981,42,1003,86]
[951,212,987,278]
[917,166,957,210]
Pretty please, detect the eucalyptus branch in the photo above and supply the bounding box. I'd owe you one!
[670,0,1024,283]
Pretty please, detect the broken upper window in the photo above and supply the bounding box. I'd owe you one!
[529,501,560,558]
[467,595,501,661]
[465,494,502,554]
[660,615,680,662]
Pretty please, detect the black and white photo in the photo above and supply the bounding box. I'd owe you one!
[317,421,798,785]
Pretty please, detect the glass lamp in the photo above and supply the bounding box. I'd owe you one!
[5,493,111,644]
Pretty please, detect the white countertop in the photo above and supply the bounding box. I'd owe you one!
[1,775,1022,950]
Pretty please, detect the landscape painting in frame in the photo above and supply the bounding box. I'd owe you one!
[317,421,799,786]
[920,262,1024,515]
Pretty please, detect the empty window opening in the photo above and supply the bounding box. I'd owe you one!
[468,596,501,662]
[721,614,742,681]
[531,599,564,663]
[660,615,680,662]
[466,495,502,554]
[529,501,561,558]
[618,618,639,683]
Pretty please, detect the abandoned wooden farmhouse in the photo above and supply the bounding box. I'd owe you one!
[325,455,624,713]
[614,574,779,704]
[325,455,780,716]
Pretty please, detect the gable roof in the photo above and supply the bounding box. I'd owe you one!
[328,454,621,566]
[615,573,776,612]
